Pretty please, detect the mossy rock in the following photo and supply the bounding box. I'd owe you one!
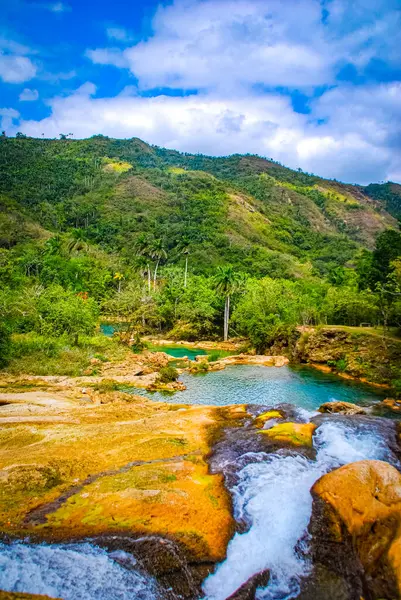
[254,410,283,428]
[259,422,316,446]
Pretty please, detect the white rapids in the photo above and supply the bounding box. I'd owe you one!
[203,419,398,600]
[0,542,159,600]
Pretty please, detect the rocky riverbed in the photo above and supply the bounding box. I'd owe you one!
[1,359,401,600]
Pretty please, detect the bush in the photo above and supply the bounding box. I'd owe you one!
[0,324,11,368]
[189,361,209,374]
[158,366,179,383]
[94,379,119,393]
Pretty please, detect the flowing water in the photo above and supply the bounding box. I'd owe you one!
[129,364,384,410]
[0,363,397,600]
[203,417,399,600]
[0,542,159,599]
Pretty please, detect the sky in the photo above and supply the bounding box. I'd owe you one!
[0,0,400,185]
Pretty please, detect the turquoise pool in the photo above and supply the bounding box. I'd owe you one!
[127,364,385,411]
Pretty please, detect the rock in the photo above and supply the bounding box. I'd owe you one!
[309,459,401,600]
[89,358,102,365]
[259,422,316,447]
[216,355,289,367]
[318,401,366,415]
[380,398,401,413]
[226,570,270,600]
[254,410,283,428]
[103,535,201,599]
[143,351,170,369]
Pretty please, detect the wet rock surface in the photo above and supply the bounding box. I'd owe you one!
[226,570,270,600]
[318,401,366,415]
[304,459,401,600]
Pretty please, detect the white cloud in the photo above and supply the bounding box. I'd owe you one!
[48,2,70,12]
[0,52,36,83]
[85,48,129,69]
[106,27,130,42]
[0,107,20,130]
[19,87,39,101]
[86,0,400,91]
[10,81,401,184]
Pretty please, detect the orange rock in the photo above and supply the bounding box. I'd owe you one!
[312,459,401,596]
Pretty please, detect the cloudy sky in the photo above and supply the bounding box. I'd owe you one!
[1,0,400,184]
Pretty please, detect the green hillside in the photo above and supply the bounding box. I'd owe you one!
[1,134,401,374]
[0,135,397,277]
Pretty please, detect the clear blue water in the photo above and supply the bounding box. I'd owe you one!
[127,365,384,411]
[100,323,117,337]
[149,345,207,360]
[99,323,207,361]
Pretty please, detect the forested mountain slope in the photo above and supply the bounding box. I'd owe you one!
[0,135,398,279]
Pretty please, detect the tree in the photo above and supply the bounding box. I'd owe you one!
[67,229,89,254]
[214,265,242,341]
[135,234,153,292]
[113,271,124,293]
[149,238,167,290]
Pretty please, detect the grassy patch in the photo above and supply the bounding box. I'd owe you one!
[4,332,126,376]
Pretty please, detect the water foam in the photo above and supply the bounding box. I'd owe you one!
[0,542,158,600]
[203,420,397,600]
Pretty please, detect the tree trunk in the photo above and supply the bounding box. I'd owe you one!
[224,294,230,341]
[184,256,188,288]
[147,264,151,292]
[153,259,160,290]
[118,280,121,293]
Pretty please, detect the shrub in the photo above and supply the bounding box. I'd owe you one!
[158,366,179,383]
[94,379,119,393]
[0,324,11,368]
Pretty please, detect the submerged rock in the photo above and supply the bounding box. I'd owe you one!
[258,422,316,447]
[307,459,401,599]
[318,401,366,415]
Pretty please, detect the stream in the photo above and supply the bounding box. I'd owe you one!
[0,359,398,600]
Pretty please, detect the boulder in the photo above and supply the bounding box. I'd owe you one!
[318,401,366,415]
[259,422,316,447]
[308,459,401,600]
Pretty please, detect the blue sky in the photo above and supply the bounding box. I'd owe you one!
[0,0,400,184]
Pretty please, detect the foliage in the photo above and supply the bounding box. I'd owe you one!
[158,366,179,383]
[1,135,401,371]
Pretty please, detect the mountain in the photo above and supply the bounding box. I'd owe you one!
[0,134,398,280]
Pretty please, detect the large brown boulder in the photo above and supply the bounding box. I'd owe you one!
[307,459,401,599]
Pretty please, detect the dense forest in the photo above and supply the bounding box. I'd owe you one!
[1,134,401,373]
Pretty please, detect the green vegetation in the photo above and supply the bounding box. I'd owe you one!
[158,366,179,383]
[1,134,401,374]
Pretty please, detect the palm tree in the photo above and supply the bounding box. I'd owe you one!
[149,238,167,290]
[214,265,241,342]
[135,235,153,292]
[67,229,89,254]
[43,235,63,256]
[113,272,124,293]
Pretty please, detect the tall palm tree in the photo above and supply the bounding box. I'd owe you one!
[135,235,153,292]
[113,272,124,293]
[149,239,167,290]
[214,265,241,342]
